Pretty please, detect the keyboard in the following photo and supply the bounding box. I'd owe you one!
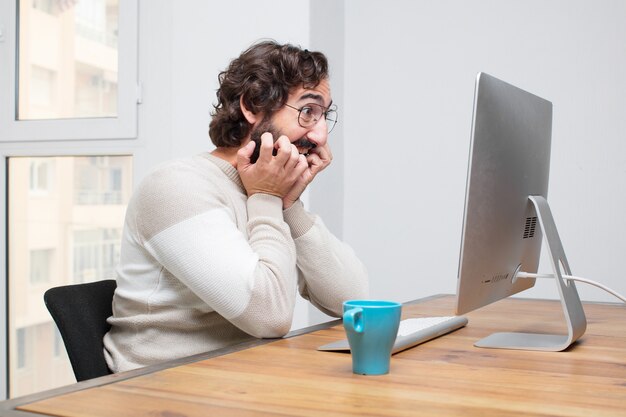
[317,316,468,354]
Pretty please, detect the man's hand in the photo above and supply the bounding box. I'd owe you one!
[282,142,333,209]
[237,132,309,198]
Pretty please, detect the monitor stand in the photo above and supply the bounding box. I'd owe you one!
[474,195,587,351]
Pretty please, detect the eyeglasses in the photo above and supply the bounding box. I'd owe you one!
[285,103,338,133]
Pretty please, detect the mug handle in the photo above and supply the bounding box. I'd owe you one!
[343,307,364,333]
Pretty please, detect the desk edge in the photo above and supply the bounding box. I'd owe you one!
[0,294,450,415]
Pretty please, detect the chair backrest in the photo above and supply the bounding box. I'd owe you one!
[44,279,117,382]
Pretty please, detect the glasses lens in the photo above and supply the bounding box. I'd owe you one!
[325,108,338,133]
[298,105,320,126]
[295,103,338,133]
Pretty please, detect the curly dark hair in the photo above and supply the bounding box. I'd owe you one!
[209,40,329,147]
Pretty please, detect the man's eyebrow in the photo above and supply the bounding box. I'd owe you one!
[297,93,332,107]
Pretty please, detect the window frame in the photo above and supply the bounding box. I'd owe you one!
[0,0,139,142]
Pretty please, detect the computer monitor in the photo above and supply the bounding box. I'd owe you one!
[455,73,586,351]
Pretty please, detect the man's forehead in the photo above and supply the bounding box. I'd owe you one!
[290,80,332,106]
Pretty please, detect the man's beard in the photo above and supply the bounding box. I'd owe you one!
[249,117,316,163]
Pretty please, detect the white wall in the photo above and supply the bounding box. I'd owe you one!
[136,0,312,166]
[341,0,626,305]
[307,0,347,325]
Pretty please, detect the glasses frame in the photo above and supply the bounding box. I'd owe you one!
[285,103,338,133]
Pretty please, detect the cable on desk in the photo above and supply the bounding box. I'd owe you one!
[517,272,626,304]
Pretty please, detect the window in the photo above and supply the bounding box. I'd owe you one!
[7,155,132,398]
[74,156,128,205]
[18,0,119,120]
[73,228,121,283]
[32,0,57,15]
[0,0,139,141]
[74,63,118,118]
[29,158,55,194]
[16,329,26,370]
[28,65,56,110]
[0,0,138,401]
[29,249,54,285]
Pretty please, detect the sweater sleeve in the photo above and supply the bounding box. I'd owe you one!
[136,171,298,339]
[283,200,370,317]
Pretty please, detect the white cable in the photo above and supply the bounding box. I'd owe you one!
[517,272,626,304]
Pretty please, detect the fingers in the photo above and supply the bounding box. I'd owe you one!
[236,141,256,169]
[272,135,293,164]
[273,136,303,172]
[306,143,332,175]
[293,154,309,177]
[272,137,307,185]
[311,142,332,163]
[256,134,297,167]
[306,152,323,172]
[255,132,276,164]
[285,145,301,171]
[237,132,308,199]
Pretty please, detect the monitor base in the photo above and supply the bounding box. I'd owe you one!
[475,332,574,351]
[474,195,587,352]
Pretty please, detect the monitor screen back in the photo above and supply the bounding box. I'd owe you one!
[456,73,553,315]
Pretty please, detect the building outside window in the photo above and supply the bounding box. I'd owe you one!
[16,329,27,370]
[18,0,119,121]
[74,156,127,205]
[29,158,55,194]
[73,228,121,283]
[8,155,132,397]
[29,249,54,285]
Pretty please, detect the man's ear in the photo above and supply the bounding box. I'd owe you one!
[240,95,260,124]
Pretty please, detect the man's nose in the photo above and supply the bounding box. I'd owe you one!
[306,117,329,147]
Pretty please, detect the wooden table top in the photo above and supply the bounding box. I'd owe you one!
[2,295,625,417]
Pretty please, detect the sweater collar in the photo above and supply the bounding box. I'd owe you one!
[202,153,245,193]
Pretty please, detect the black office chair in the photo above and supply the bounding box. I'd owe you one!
[44,279,117,382]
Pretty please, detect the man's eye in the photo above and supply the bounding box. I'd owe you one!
[300,106,314,117]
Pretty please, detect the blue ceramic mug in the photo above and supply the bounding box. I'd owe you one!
[343,300,402,375]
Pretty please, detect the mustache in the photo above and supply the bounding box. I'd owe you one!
[292,139,317,150]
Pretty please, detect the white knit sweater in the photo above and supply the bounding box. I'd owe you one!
[103,153,369,372]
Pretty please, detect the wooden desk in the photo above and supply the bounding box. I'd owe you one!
[2,295,625,417]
